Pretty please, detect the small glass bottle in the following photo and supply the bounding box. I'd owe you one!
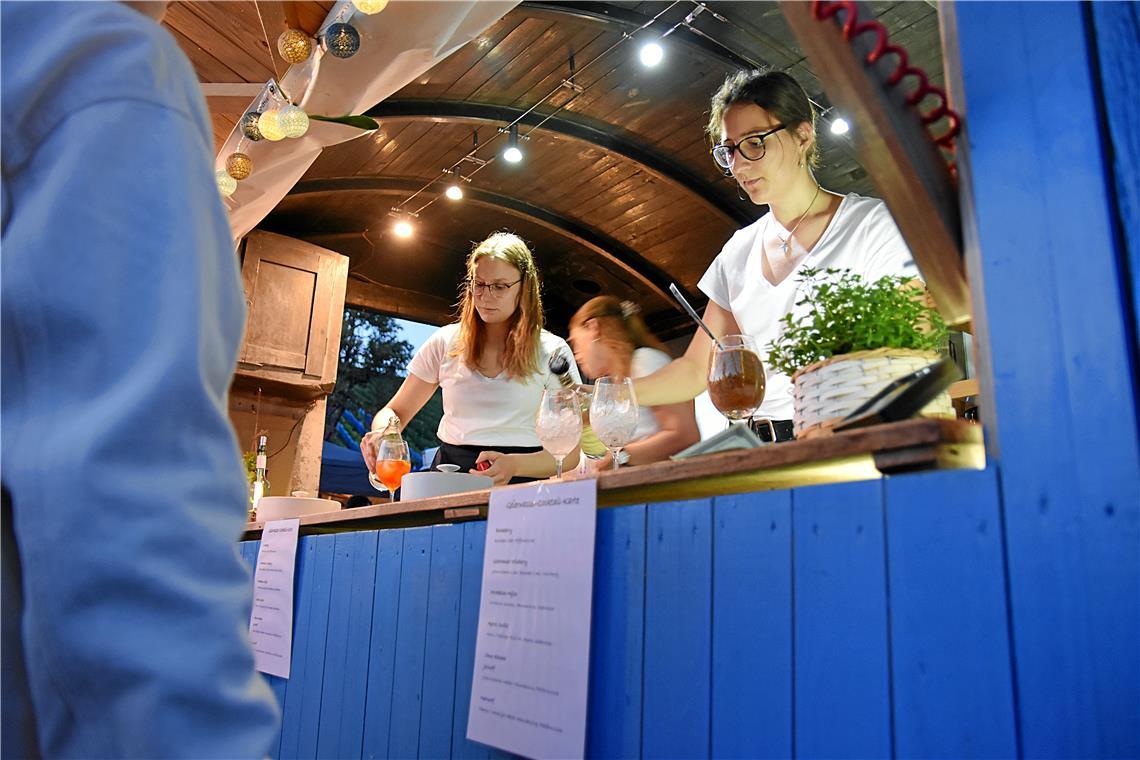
[249,434,269,521]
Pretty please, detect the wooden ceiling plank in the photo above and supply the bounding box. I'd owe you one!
[442,18,556,100]
[401,15,522,101]
[170,3,275,83]
[166,24,245,85]
[506,27,611,107]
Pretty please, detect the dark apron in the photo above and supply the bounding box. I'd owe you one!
[431,441,544,484]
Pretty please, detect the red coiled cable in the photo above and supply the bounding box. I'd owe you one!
[812,0,961,161]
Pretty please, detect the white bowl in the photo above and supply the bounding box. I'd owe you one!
[257,496,340,522]
[400,471,492,501]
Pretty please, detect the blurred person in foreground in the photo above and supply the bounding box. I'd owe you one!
[1,2,278,756]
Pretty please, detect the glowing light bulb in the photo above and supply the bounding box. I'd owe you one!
[394,220,413,238]
[216,169,237,197]
[830,117,850,135]
[225,152,252,180]
[258,110,286,141]
[352,0,389,13]
[639,41,664,67]
[278,105,309,138]
[445,184,463,200]
[277,29,312,64]
[503,145,523,163]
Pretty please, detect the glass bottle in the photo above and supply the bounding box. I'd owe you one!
[249,434,269,521]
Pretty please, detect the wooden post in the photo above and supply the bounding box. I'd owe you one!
[781,1,972,326]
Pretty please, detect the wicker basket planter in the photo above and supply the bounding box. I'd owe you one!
[791,348,955,439]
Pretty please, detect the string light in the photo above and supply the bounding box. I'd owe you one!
[323,22,361,59]
[216,169,237,197]
[277,29,313,64]
[240,111,263,141]
[225,152,252,180]
[258,109,286,141]
[278,105,309,138]
[352,0,389,14]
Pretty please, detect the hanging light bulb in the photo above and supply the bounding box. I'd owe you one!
[277,104,309,138]
[216,169,237,197]
[258,109,286,141]
[830,117,850,135]
[394,219,414,238]
[445,183,463,201]
[639,40,664,67]
[352,0,389,14]
[277,29,313,64]
[322,22,361,59]
[240,111,263,141]
[225,152,252,181]
[502,124,523,163]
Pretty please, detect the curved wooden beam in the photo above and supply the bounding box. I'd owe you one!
[365,99,755,227]
[289,176,702,308]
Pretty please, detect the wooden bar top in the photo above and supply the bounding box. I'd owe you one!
[242,418,983,538]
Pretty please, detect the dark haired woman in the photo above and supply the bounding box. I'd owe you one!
[568,296,700,468]
[633,69,919,439]
[368,232,581,485]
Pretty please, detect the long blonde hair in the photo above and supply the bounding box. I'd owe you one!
[569,295,667,359]
[450,232,544,379]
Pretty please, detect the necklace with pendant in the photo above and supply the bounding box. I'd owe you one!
[776,183,822,256]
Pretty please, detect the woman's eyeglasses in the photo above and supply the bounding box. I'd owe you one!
[468,279,521,296]
[711,124,786,169]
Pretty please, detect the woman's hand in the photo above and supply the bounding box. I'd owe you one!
[471,451,518,486]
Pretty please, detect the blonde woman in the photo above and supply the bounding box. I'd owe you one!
[568,297,700,467]
[370,232,581,485]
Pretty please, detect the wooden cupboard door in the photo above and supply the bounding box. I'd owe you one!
[239,230,348,384]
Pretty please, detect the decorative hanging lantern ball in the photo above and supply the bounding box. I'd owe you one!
[352,0,389,14]
[277,105,310,138]
[225,152,252,181]
[216,169,237,197]
[276,29,313,64]
[239,111,263,141]
[257,109,286,141]
[322,22,361,59]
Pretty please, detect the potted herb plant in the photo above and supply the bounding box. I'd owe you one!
[766,267,955,438]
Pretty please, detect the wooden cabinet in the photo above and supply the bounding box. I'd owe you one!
[236,230,348,396]
[230,230,348,497]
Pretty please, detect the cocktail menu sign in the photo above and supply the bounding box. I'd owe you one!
[249,518,300,678]
[467,479,597,759]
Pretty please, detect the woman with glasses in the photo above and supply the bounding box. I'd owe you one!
[568,296,700,469]
[369,231,581,485]
[631,69,919,440]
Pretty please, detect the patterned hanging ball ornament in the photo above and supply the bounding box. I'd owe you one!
[239,111,263,141]
[276,29,312,64]
[322,22,360,59]
[257,109,286,141]
[277,105,309,138]
[352,0,389,14]
[216,169,237,197]
[225,152,252,181]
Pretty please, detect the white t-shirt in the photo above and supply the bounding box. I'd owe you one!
[407,323,582,447]
[630,346,672,441]
[698,193,918,420]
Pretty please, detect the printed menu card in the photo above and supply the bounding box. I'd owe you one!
[249,518,300,678]
[467,479,597,759]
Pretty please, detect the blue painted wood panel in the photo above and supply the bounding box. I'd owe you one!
[452,521,491,760]
[388,526,434,758]
[794,480,891,758]
[586,504,646,759]
[317,530,379,759]
[643,498,713,759]
[362,530,404,759]
[711,490,792,759]
[885,468,1017,757]
[277,534,336,760]
[955,3,1140,755]
[418,525,465,759]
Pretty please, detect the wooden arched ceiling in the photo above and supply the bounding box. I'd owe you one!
[167,1,944,338]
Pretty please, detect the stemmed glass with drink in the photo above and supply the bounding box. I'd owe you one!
[535,387,583,478]
[707,334,766,427]
[360,429,412,501]
[589,376,639,470]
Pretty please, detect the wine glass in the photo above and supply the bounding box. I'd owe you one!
[707,334,766,427]
[589,376,639,471]
[536,387,583,478]
[360,431,411,501]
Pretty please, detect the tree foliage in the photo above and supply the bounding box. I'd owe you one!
[324,308,443,453]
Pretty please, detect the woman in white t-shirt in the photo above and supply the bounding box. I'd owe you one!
[633,69,918,440]
[370,232,581,485]
[568,296,699,467]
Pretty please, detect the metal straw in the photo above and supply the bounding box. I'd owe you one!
[668,283,724,349]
